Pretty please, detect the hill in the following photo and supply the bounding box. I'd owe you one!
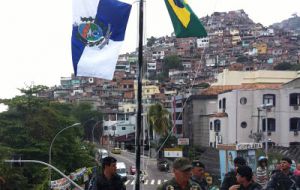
[271,14,300,31]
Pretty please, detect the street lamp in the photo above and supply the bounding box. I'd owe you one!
[258,103,273,158]
[48,123,81,184]
[92,121,102,144]
[5,159,83,190]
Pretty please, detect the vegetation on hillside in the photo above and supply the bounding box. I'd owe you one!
[0,85,102,189]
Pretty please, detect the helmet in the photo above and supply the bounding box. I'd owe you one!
[258,156,268,162]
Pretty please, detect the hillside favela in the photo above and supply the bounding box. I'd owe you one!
[0,9,300,190]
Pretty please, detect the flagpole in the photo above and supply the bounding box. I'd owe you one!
[135,0,143,189]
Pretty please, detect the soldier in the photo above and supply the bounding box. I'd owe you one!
[191,160,208,190]
[157,157,201,190]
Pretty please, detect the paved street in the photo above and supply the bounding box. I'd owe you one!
[110,149,173,190]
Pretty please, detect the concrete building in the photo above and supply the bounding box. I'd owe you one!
[212,69,300,86]
[102,112,136,137]
[134,80,160,101]
[183,95,218,147]
[209,80,300,148]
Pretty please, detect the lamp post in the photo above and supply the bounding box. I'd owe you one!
[258,103,273,158]
[92,121,102,144]
[5,159,83,190]
[48,123,81,184]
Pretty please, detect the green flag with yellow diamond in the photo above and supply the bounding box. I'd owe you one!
[164,0,207,38]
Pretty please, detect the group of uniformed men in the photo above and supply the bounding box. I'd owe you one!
[92,156,300,190]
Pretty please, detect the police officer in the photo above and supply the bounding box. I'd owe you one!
[96,156,126,190]
[157,157,201,190]
[191,160,208,190]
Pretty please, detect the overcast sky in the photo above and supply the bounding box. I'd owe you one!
[0,0,299,101]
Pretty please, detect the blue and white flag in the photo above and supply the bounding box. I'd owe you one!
[72,0,131,79]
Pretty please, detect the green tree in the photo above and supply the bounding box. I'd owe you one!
[0,85,96,189]
[236,55,251,63]
[162,55,183,79]
[274,62,294,70]
[146,36,156,47]
[273,62,300,71]
[72,102,103,141]
[147,103,171,137]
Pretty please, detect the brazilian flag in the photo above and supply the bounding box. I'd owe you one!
[164,0,207,38]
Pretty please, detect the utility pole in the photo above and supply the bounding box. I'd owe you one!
[258,103,273,158]
[257,108,261,133]
[135,0,144,189]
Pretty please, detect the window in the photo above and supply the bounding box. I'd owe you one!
[263,94,276,106]
[290,93,300,106]
[176,102,182,107]
[176,125,183,134]
[241,121,247,128]
[210,122,213,130]
[104,126,108,130]
[222,98,226,109]
[290,118,300,131]
[214,119,221,132]
[240,97,247,105]
[262,118,276,132]
[219,100,222,109]
[122,127,126,130]
[175,112,183,120]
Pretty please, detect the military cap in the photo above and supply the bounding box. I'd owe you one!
[172,157,192,171]
[192,160,205,168]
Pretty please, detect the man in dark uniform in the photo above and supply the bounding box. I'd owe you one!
[157,157,201,190]
[96,156,126,190]
[220,157,246,190]
[229,165,262,190]
[191,160,208,190]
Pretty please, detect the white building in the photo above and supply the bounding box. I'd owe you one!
[197,37,209,48]
[103,112,136,137]
[209,79,300,147]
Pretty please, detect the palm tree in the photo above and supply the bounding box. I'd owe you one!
[147,103,171,138]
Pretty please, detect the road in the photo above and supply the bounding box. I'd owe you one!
[110,149,173,190]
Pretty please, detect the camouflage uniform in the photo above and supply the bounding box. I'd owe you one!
[157,177,201,190]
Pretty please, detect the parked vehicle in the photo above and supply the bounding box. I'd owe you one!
[157,158,169,171]
[111,147,121,154]
[116,162,127,181]
[94,148,108,164]
[129,165,136,175]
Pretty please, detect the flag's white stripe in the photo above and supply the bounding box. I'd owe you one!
[77,40,122,80]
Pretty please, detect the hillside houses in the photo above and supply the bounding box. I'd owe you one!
[41,10,300,148]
